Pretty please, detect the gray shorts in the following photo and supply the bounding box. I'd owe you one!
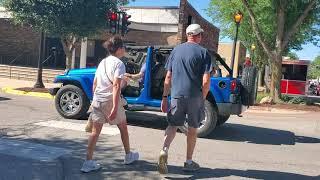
[167,97,205,128]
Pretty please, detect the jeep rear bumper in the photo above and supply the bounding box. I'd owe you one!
[216,103,247,116]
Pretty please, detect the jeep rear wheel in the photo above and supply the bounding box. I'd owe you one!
[241,66,258,106]
[217,115,230,126]
[179,100,218,138]
[55,85,90,119]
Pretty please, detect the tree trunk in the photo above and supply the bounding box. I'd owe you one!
[270,1,285,102]
[65,51,72,69]
[61,36,77,69]
[270,55,282,102]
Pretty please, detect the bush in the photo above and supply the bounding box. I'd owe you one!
[280,95,291,102]
[256,92,270,103]
[280,95,306,104]
[288,97,306,104]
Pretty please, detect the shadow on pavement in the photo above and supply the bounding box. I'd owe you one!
[1,124,319,179]
[1,133,157,179]
[209,123,320,145]
[126,111,168,130]
[0,97,11,101]
[126,111,320,146]
[165,166,320,180]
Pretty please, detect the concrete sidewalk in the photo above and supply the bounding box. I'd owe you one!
[0,77,57,89]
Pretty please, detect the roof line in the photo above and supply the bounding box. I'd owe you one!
[122,6,179,10]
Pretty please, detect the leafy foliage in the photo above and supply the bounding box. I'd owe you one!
[208,0,319,59]
[3,0,129,68]
[286,52,299,60]
[3,0,122,38]
[207,0,320,100]
[308,55,320,79]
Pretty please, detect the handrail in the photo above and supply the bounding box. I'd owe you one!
[41,54,53,65]
[7,53,54,79]
[9,53,25,78]
[9,53,25,66]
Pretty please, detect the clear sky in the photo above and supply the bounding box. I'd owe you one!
[128,0,320,61]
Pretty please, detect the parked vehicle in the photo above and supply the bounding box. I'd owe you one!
[50,46,257,137]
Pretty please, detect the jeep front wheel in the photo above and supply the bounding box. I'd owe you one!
[179,100,218,138]
[55,85,90,119]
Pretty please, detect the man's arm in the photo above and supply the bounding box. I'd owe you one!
[162,71,172,97]
[161,71,172,113]
[202,73,211,100]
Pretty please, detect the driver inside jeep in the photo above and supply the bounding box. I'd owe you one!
[123,53,166,97]
[124,62,146,88]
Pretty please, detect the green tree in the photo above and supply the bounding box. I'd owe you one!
[3,0,128,69]
[308,55,320,79]
[286,52,299,60]
[208,0,320,101]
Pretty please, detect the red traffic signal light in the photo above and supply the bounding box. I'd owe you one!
[110,12,118,21]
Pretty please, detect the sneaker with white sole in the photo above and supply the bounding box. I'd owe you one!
[124,151,139,165]
[182,161,200,172]
[158,150,168,174]
[80,160,101,173]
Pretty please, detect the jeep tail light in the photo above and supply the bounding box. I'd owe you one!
[231,80,237,92]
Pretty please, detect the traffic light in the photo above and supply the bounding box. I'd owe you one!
[121,13,131,35]
[107,11,131,36]
[108,12,118,34]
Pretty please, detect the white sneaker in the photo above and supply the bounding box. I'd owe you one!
[80,160,101,173]
[124,151,139,165]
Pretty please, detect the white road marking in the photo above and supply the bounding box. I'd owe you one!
[34,120,120,136]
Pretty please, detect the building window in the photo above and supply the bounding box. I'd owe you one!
[187,15,192,25]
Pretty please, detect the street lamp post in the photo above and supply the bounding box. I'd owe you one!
[34,30,45,88]
[230,11,243,78]
[251,43,256,64]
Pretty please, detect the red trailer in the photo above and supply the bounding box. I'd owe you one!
[281,60,310,95]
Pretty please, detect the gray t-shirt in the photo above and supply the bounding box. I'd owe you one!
[165,42,213,98]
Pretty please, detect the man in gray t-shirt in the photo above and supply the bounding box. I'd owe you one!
[157,24,213,174]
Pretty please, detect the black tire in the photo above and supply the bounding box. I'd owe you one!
[217,115,230,126]
[179,100,218,138]
[241,66,258,106]
[55,85,90,119]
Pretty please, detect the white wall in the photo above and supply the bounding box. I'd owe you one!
[124,8,179,32]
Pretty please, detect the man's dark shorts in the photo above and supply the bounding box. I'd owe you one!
[167,97,205,128]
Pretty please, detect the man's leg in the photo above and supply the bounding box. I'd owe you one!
[117,121,130,154]
[182,97,202,171]
[163,126,178,150]
[183,126,200,171]
[86,122,103,160]
[186,127,197,161]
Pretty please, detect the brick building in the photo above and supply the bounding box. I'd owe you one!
[218,42,247,77]
[0,0,220,69]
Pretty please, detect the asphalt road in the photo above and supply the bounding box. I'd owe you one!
[0,92,319,180]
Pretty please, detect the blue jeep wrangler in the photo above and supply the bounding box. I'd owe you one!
[51,46,257,137]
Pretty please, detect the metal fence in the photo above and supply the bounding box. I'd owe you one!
[0,54,65,69]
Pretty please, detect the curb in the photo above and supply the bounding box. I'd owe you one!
[1,87,54,99]
[246,106,307,114]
